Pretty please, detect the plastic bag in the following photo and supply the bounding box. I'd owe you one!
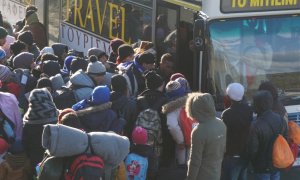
[288,121,300,145]
[273,135,294,168]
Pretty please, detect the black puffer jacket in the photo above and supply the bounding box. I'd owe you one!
[247,91,288,173]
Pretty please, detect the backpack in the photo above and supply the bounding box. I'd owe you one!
[179,108,199,146]
[64,134,105,180]
[125,153,148,180]
[136,109,162,154]
[37,153,66,180]
[53,86,77,110]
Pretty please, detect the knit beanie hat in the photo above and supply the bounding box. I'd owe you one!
[18,31,34,46]
[91,85,110,105]
[40,47,54,55]
[132,126,148,145]
[36,77,52,89]
[13,52,34,69]
[50,73,65,91]
[70,57,88,74]
[186,93,216,122]
[111,74,127,94]
[0,138,9,154]
[166,81,186,100]
[0,65,12,82]
[110,38,124,53]
[0,27,8,39]
[87,47,106,58]
[10,41,26,55]
[170,73,185,81]
[87,55,106,75]
[118,44,134,62]
[145,71,164,90]
[226,83,244,101]
[0,49,6,60]
[23,88,59,124]
[43,60,61,77]
[175,77,191,93]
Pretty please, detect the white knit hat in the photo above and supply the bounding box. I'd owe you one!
[87,55,106,75]
[226,83,244,101]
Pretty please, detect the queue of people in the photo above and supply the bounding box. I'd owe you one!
[0,5,298,180]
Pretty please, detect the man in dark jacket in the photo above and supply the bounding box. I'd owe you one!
[221,83,253,180]
[247,90,288,180]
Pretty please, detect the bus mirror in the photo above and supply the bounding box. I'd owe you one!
[193,18,205,51]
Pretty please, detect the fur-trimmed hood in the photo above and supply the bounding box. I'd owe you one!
[162,96,187,114]
[76,102,112,117]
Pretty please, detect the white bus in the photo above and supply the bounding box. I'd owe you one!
[2,0,300,165]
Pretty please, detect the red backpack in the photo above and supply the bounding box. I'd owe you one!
[64,135,104,180]
[179,108,199,146]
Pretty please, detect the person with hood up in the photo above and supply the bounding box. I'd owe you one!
[6,41,27,69]
[258,81,288,124]
[162,81,189,165]
[72,85,124,134]
[17,31,40,59]
[185,92,227,180]
[247,90,288,180]
[110,74,137,138]
[51,43,68,67]
[221,83,253,180]
[18,10,47,50]
[22,88,59,176]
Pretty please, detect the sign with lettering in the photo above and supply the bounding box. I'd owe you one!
[64,0,131,44]
[221,0,300,13]
[60,22,111,56]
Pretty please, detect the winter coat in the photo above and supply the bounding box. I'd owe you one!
[123,63,146,97]
[110,91,137,137]
[247,110,288,173]
[76,102,124,134]
[186,95,226,180]
[69,70,95,102]
[221,101,253,158]
[21,12,47,50]
[162,96,188,164]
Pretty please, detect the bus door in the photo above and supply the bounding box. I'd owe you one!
[155,1,197,89]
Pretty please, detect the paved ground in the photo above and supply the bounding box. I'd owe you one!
[248,166,300,180]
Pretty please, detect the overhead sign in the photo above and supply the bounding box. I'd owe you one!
[221,0,300,13]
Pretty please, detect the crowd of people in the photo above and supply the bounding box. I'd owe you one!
[0,5,297,180]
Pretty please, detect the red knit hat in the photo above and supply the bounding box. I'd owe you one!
[170,73,185,81]
[0,138,9,154]
[132,126,148,145]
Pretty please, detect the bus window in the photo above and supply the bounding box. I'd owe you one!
[48,0,60,44]
[207,16,300,109]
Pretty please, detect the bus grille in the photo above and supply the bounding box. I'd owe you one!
[288,112,300,126]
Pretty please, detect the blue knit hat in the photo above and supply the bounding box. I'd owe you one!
[166,81,186,100]
[63,55,75,73]
[92,86,110,105]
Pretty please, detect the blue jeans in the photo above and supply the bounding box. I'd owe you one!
[221,156,248,180]
[254,171,280,180]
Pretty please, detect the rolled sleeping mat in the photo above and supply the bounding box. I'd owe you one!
[42,124,130,168]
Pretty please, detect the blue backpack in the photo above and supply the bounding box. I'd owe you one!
[125,153,148,180]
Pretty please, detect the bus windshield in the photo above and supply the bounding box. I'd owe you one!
[207,15,300,109]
